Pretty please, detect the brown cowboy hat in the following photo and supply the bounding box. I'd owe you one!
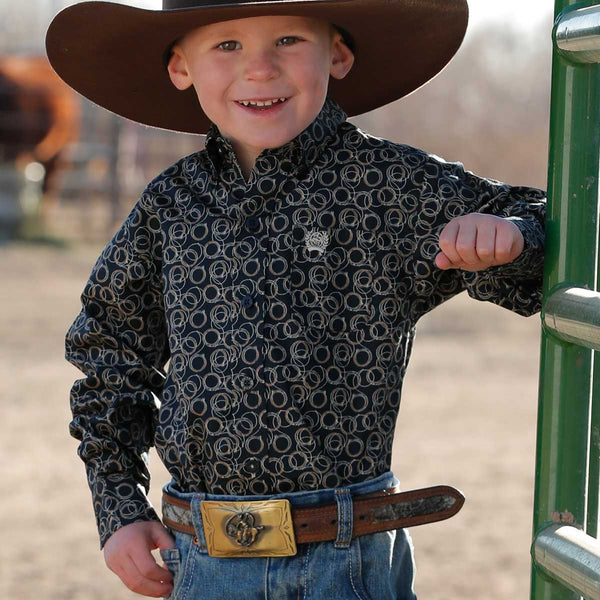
[46,0,468,134]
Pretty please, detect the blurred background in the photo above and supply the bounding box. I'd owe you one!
[1,0,553,598]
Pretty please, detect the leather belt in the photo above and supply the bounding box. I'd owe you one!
[162,484,464,557]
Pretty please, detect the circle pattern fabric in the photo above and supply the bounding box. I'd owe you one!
[66,98,546,546]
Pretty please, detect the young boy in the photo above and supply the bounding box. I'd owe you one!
[47,1,546,598]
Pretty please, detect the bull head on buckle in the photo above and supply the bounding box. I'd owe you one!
[225,511,264,547]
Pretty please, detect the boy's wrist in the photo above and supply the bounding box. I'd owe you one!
[100,511,162,550]
[499,216,544,273]
[464,216,544,280]
[87,472,161,549]
[101,513,163,549]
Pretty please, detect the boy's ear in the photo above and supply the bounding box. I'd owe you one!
[167,46,194,91]
[329,34,355,81]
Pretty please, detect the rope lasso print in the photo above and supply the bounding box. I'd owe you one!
[65,98,546,547]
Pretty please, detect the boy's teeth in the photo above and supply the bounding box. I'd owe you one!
[239,98,287,107]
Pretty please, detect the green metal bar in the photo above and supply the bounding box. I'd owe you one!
[589,154,600,539]
[590,356,600,538]
[543,284,600,535]
[531,0,600,598]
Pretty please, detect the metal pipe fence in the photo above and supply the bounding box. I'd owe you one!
[531,1,600,598]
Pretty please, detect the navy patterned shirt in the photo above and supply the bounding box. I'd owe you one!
[65,98,546,547]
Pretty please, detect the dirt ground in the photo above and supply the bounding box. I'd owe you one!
[1,240,541,599]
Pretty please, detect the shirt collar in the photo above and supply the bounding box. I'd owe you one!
[204,97,347,180]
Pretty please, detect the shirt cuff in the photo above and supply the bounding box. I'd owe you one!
[470,215,545,281]
[460,216,545,316]
[88,471,161,549]
[502,216,545,277]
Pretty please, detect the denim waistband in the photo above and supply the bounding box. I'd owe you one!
[163,471,398,508]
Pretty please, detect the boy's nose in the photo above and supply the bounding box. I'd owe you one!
[243,50,280,81]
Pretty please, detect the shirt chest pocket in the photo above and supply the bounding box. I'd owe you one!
[290,227,375,335]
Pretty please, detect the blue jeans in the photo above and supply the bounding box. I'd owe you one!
[160,472,417,600]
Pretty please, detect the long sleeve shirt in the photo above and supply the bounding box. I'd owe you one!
[65,98,546,547]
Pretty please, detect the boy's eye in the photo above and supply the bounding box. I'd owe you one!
[217,40,241,51]
[277,36,300,46]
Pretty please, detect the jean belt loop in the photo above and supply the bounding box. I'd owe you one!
[190,495,209,553]
[334,488,353,549]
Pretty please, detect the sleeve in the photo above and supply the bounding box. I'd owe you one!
[407,153,546,322]
[65,189,169,549]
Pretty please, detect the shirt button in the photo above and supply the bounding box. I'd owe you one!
[280,161,293,175]
[238,374,254,390]
[244,458,261,477]
[241,295,255,308]
[246,216,260,231]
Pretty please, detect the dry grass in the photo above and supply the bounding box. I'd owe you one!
[1,240,540,599]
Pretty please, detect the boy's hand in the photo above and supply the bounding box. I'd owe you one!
[435,213,524,272]
[104,521,176,598]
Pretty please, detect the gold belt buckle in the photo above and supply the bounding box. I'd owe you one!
[200,499,297,558]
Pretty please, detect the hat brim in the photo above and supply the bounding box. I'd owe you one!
[46,0,468,134]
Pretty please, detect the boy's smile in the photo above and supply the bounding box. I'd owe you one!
[234,96,289,114]
[236,98,288,109]
[167,15,354,177]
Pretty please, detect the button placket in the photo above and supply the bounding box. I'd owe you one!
[236,180,272,481]
[244,457,261,478]
[240,374,254,391]
[241,294,255,308]
[246,215,260,232]
[232,188,245,201]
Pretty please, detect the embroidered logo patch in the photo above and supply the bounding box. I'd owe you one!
[305,228,329,256]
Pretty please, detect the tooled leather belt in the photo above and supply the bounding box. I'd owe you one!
[162,484,464,556]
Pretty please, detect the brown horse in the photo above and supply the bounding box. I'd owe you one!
[0,55,80,197]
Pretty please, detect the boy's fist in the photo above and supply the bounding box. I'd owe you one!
[435,213,524,272]
[103,521,176,598]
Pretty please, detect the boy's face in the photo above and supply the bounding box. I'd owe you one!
[168,15,354,171]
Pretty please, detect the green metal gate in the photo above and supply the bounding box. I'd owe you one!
[531,1,600,598]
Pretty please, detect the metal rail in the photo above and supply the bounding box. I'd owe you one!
[533,525,600,600]
[531,1,600,599]
[544,287,600,351]
[556,5,600,62]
